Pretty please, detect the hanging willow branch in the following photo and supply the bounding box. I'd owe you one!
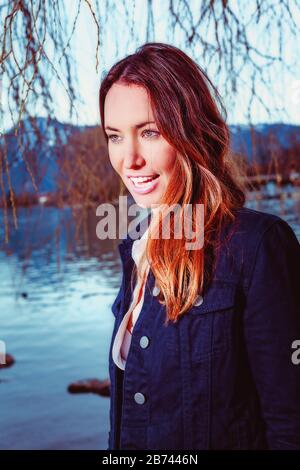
[0,0,300,243]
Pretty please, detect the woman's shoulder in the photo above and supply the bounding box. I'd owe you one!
[223,206,299,284]
[227,206,298,248]
[232,205,290,231]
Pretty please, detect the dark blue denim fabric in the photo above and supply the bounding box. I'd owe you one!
[107,207,300,450]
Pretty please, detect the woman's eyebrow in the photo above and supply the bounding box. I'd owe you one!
[105,121,156,132]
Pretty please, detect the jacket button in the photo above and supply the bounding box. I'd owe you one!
[152,285,160,296]
[193,294,203,306]
[134,392,146,405]
[140,336,150,349]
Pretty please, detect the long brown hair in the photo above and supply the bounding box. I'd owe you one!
[99,42,246,325]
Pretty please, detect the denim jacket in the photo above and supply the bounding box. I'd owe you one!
[107,207,300,450]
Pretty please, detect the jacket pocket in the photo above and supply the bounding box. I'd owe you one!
[190,280,236,315]
[188,280,237,360]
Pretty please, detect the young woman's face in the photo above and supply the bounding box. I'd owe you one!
[104,83,177,208]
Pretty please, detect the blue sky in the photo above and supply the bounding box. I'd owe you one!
[2,0,300,132]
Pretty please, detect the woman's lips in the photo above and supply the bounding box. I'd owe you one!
[127,175,160,194]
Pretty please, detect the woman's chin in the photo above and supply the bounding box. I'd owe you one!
[133,197,155,209]
[134,193,163,208]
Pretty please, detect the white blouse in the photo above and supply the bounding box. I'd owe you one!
[112,225,150,370]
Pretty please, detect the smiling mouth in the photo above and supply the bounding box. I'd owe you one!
[128,174,159,188]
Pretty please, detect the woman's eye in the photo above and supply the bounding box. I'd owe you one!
[107,130,159,144]
[107,134,121,143]
[143,129,160,138]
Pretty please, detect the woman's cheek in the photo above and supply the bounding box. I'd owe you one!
[109,153,122,176]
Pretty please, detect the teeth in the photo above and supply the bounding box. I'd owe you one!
[131,176,155,182]
[130,175,157,186]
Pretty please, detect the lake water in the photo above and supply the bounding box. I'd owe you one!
[0,187,300,449]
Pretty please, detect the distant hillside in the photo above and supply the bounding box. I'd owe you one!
[1,117,299,199]
[1,117,92,197]
[230,123,300,163]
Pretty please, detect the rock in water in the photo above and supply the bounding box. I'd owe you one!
[0,353,15,368]
[68,378,110,397]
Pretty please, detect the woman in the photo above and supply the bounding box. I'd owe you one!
[99,42,300,450]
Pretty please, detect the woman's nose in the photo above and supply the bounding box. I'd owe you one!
[123,137,145,168]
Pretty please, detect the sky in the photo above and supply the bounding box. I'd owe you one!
[2,0,300,132]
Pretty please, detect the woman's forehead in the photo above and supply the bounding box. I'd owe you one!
[104,83,154,128]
